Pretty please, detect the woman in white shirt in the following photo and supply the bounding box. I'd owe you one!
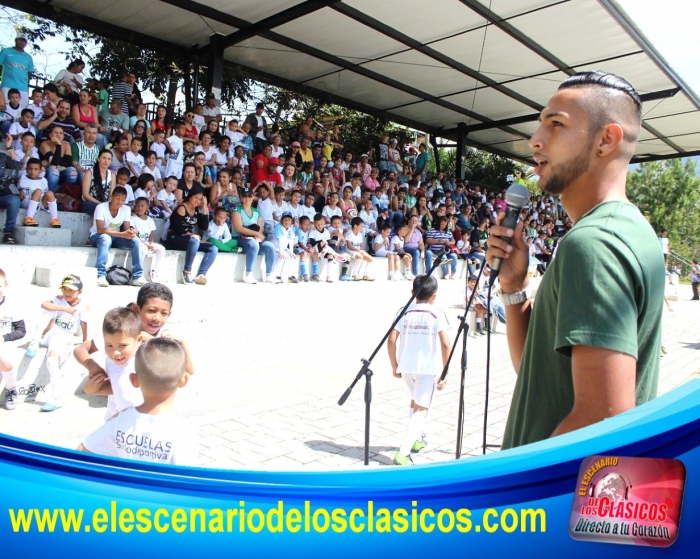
[54,60,85,103]
[269,134,285,159]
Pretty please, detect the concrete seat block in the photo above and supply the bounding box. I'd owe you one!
[14,227,72,247]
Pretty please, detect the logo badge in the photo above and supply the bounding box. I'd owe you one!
[569,455,685,547]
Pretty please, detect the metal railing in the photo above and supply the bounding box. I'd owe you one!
[668,250,695,278]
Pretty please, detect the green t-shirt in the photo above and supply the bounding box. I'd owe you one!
[502,201,665,449]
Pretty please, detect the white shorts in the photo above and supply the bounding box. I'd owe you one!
[402,373,437,409]
[40,328,75,355]
[375,247,388,257]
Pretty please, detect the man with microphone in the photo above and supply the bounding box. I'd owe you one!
[486,71,664,449]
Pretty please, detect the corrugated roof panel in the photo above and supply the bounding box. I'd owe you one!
[226,38,340,83]
[431,24,557,81]
[643,94,698,121]
[649,113,700,137]
[362,51,481,98]
[207,0,304,23]
[444,89,535,121]
[469,130,524,146]
[305,72,421,110]
[273,8,406,62]
[344,0,485,44]
[504,72,569,107]
[510,0,640,67]
[391,101,478,128]
[488,0,566,19]
[574,53,674,94]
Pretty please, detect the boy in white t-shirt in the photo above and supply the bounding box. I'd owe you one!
[28,88,44,126]
[9,108,36,151]
[157,176,178,218]
[143,150,164,190]
[79,307,144,420]
[79,337,196,465]
[388,275,450,466]
[204,207,238,252]
[389,223,414,281]
[150,130,168,175]
[294,216,312,282]
[25,274,90,412]
[125,137,145,178]
[164,121,185,179]
[132,197,166,282]
[345,217,374,281]
[13,131,40,178]
[273,212,298,283]
[255,183,274,239]
[20,158,60,228]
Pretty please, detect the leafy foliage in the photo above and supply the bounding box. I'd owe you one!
[627,158,700,261]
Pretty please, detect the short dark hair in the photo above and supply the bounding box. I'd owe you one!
[135,338,186,394]
[214,206,228,215]
[350,217,364,227]
[136,283,173,309]
[26,157,41,168]
[112,186,128,198]
[116,168,131,178]
[330,215,341,223]
[299,216,310,224]
[413,275,438,300]
[103,307,141,338]
[313,213,324,222]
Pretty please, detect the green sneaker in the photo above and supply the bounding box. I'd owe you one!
[411,439,427,453]
[393,451,413,466]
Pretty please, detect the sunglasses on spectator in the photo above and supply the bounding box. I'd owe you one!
[186,113,194,118]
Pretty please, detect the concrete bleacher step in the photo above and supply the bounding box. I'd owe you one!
[0,209,167,247]
[14,227,72,247]
[0,244,411,286]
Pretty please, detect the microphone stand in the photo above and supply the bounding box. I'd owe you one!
[439,259,485,459]
[338,246,452,466]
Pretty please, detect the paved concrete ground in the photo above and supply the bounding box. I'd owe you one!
[0,274,697,471]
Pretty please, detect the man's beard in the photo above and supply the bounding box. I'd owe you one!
[540,148,592,195]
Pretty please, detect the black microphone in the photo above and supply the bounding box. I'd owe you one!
[489,183,530,286]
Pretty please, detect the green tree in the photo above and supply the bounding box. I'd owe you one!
[627,158,700,261]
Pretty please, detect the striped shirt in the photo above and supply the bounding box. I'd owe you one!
[71,141,100,170]
[110,81,132,115]
[425,228,454,253]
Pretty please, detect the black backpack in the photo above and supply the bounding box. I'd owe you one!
[106,266,133,286]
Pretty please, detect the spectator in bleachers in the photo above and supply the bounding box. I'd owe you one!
[39,125,78,193]
[403,214,425,277]
[131,120,150,157]
[71,89,100,137]
[40,83,61,118]
[175,162,202,205]
[0,33,33,110]
[182,110,199,144]
[195,131,217,182]
[164,120,185,179]
[203,93,222,124]
[71,123,100,184]
[8,108,36,150]
[415,143,429,182]
[357,153,372,182]
[109,134,129,174]
[192,103,206,133]
[0,137,23,244]
[239,121,255,159]
[232,188,276,284]
[205,119,222,148]
[128,104,151,137]
[297,138,313,166]
[245,102,268,155]
[89,185,146,287]
[150,105,171,137]
[110,71,136,116]
[99,99,130,138]
[36,100,83,143]
[425,215,458,280]
[81,148,115,215]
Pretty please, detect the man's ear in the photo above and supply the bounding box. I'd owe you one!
[129,372,140,388]
[597,123,624,156]
[178,372,190,389]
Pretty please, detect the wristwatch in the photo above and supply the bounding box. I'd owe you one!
[499,291,528,306]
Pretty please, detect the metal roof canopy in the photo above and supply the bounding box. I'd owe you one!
[7,0,700,165]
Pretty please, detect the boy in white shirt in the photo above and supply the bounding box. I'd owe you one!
[79,307,144,420]
[26,275,90,412]
[79,337,196,465]
[157,176,178,218]
[164,121,185,179]
[270,186,289,224]
[255,183,274,239]
[390,223,414,281]
[301,192,317,222]
[308,213,335,283]
[132,197,165,282]
[273,212,298,283]
[294,216,312,282]
[358,199,378,238]
[192,103,206,132]
[13,131,40,178]
[345,217,374,281]
[9,108,36,151]
[150,130,168,175]
[205,207,238,253]
[224,119,244,146]
[387,275,450,466]
[125,137,145,178]
[28,88,44,126]
[20,158,60,228]
[115,168,135,206]
[143,150,164,190]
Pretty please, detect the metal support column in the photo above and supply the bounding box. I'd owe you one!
[193,59,200,105]
[456,122,467,180]
[429,134,440,175]
[206,33,225,99]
